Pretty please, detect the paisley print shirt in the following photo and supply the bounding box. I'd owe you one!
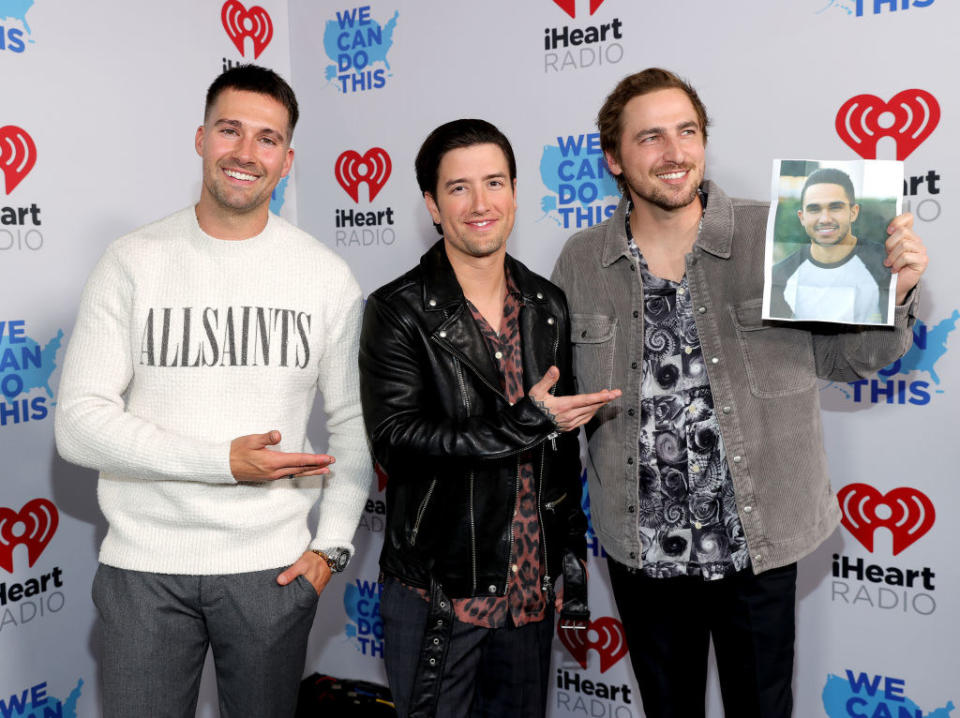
[626,204,749,580]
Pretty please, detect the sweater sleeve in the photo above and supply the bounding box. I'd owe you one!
[310,273,374,553]
[54,246,235,484]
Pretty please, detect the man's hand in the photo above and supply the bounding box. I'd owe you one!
[884,213,929,305]
[529,366,621,432]
[230,430,335,482]
[276,550,331,595]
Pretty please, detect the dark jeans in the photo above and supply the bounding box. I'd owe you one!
[607,558,797,718]
[380,576,555,718]
[92,564,319,718]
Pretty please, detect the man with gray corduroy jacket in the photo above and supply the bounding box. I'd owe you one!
[551,68,929,718]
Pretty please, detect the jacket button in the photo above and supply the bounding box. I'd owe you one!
[633,310,639,318]
[488,584,497,593]
[627,505,635,513]
[429,658,437,666]
[630,265,636,272]
[710,357,719,364]
[439,330,447,338]
[631,362,638,369]
[722,406,731,414]
[733,455,742,463]
[428,299,437,307]
[754,554,763,563]
[547,317,555,325]
[436,619,444,627]
[433,637,440,645]
[439,600,447,608]
[536,292,544,300]
[581,330,587,338]
[627,457,634,465]
[743,505,752,513]
[698,306,706,314]
[628,408,635,416]
[629,551,637,559]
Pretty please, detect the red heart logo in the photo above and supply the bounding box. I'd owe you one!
[0,498,59,573]
[837,483,935,556]
[0,125,37,195]
[334,148,392,203]
[557,615,628,673]
[552,0,606,19]
[221,1,274,59]
[374,462,388,492]
[835,89,940,160]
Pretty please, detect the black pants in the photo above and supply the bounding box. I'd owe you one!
[380,576,555,718]
[607,558,797,718]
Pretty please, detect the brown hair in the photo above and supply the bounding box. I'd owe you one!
[597,68,709,193]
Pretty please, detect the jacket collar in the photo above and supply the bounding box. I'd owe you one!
[419,239,548,312]
[600,179,735,266]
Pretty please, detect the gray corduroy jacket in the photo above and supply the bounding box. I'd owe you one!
[551,181,918,573]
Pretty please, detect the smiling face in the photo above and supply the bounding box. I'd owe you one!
[424,143,517,264]
[797,182,859,247]
[604,88,705,212]
[195,88,293,227]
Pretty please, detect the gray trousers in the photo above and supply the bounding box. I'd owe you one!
[92,563,320,718]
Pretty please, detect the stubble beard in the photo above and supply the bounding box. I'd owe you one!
[626,166,702,212]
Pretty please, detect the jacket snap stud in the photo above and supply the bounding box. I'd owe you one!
[536,292,544,300]
[439,331,447,338]
[547,317,555,325]
[428,299,437,307]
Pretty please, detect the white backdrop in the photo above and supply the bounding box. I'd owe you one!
[1,1,956,716]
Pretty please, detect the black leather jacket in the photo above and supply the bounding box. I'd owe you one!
[359,240,588,609]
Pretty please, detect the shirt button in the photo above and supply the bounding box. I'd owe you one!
[688,405,697,413]
[691,465,700,473]
[694,521,702,529]
[677,288,685,295]
[428,299,437,307]
[733,455,742,463]
[512,564,519,573]
[494,351,503,359]
[698,306,706,314]
[722,406,731,414]
[488,584,497,593]
[684,346,693,354]
[743,505,753,513]
[754,555,763,563]
[710,357,719,364]
[439,331,447,338]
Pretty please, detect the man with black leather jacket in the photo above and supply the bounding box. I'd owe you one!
[359,119,621,718]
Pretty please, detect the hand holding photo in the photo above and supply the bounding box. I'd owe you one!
[763,159,902,325]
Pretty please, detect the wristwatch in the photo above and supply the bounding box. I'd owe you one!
[311,547,351,574]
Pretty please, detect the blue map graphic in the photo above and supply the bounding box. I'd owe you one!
[0,326,63,401]
[890,310,959,385]
[1,679,83,718]
[0,0,34,33]
[270,176,288,214]
[323,9,399,83]
[823,673,954,718]
[539,138,619,226]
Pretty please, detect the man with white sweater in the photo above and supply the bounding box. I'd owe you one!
[55,65,372,717]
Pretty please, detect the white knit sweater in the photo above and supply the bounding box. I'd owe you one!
[55,207,372,574]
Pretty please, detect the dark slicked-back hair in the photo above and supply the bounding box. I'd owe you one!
[597,68,709,194]
[204,64,299,139]
[415,119,517,235]
[800,167,857,207]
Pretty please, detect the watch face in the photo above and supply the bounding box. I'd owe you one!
[334,551,350,572]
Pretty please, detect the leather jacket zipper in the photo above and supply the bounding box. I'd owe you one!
[455,357,480,594]
[411,479,437,544]
[540,328,560,596]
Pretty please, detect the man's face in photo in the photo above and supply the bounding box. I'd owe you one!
[797,182,859,247]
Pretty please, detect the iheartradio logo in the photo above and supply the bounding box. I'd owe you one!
[221,0,273,59]
[837,483,935,556]
[0,498,58,573]
[557,616,628,672]
[552,0,607,19]
[836,90,940,161]
[0,125,37,195]
[335,148,391,203]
